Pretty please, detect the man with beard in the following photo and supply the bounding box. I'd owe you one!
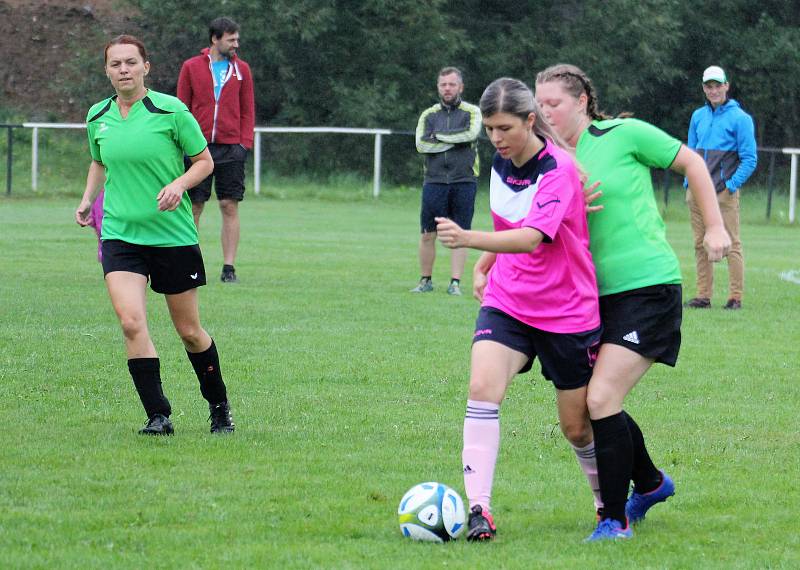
[412,67,482,296]
[178,16,255,284]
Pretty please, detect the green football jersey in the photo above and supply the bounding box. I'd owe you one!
[576,118,682,296]
[86,90,207,246]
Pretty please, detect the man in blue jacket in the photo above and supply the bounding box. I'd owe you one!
[685,65,757,310]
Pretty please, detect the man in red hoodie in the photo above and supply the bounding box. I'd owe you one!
[178,17,255,283]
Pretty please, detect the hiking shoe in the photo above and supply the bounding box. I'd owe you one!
[684,297,711,309]
[723,298,742,310]
[138,413,174,435]
[585,518,632,542]
[209,401,235,433]
[466,505,496,542]
[625,471,675,524]
[410,279,433,293]
[221,268,239,283]
[447,281,462,296]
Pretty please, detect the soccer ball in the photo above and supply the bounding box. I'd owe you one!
[397,482,466,542]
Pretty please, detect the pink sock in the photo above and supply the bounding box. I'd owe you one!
[462,399,500,512]
[572,440,603,510]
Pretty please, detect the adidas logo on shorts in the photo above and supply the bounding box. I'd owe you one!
[622,331,640,345]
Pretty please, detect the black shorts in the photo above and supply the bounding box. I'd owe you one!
[599,284,682,366]
[473,306,602,390]
[420,181,477,233]
[187,143,247,203]
[101,240,207,295]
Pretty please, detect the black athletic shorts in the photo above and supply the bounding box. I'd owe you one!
[473,306,602,390]
[187,143,247,203]
[420,181,477,233]
[599,284,682,366]
[101,239,207,295]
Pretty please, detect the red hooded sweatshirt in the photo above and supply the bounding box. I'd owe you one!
[177,47,255,149]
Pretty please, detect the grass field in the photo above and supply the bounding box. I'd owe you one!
[1,192,799,568]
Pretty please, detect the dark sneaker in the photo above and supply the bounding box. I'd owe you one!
[447,281,462,296]
[585,518,633,542]
[625,470,675,524]
[466,505,496,542]
[684,297,711,309]
[221,268,239,283]
[410,279,433,293]
[209,401,235,433]
[139,413,174,435]
[723,298,742,310]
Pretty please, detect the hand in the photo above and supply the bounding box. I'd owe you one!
[157,180,187,211]
[581,176,603,213]
[703,225,731,262]
[435,216,468,248]
[473,268,488,302]
[75,200,92,226]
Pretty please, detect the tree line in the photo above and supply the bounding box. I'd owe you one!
[72,0,800,184]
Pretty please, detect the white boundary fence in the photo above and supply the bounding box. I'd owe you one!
[783,148,799,223]
[16,122,800,219]
[252,127,391,197]
[23,123,394,198]
[24,122,86,193]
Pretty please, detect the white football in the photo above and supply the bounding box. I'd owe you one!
[397,482,466,542]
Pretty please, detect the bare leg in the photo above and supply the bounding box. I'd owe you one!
[165,287,211,352]
[105,271,155,358]
[450,247,468,281]
[418,231,436,277]
[556,386,601,510]
[219,199,240,266]
[192,201,205,230]
[463,340,527,518]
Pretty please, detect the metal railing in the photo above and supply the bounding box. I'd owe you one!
[3,122,800,222]
[1,123,23,195]
[782,148,799,223]
[252,127,392,197]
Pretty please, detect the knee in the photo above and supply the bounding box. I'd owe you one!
[586,386,617,419]
[176,324,204,348]
[421,232,436,244]
[467,377,500,404]
[561,419,592,447]
[118,313,147,341]
[219,200,238,217]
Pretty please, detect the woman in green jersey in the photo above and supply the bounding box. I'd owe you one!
[535,64,730,541]
[76,35,234,435]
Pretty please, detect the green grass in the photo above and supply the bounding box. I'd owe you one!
[1,193,799,568]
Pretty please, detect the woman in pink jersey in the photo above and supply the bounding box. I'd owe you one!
[435,78,603,541]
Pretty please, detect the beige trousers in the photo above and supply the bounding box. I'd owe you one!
[687,189,743,301]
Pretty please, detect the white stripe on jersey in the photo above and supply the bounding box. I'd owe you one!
[489,167,542,223]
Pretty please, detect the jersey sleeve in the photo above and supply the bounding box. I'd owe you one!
[85,107,102,162]
[627,119,682,169]
[175,110,208,157]
[522,161,575,243]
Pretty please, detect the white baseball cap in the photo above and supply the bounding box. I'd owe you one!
[702,66,727,84]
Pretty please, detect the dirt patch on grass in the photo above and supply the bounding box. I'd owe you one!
[1,0,138,121]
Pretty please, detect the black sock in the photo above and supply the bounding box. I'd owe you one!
[187,340,227,405]
[623,411,663,494]
[420,275,431,282]
[591,412,633,525]
[450,278,460,284]
[128,358,171,417]
[222,264,235,273]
